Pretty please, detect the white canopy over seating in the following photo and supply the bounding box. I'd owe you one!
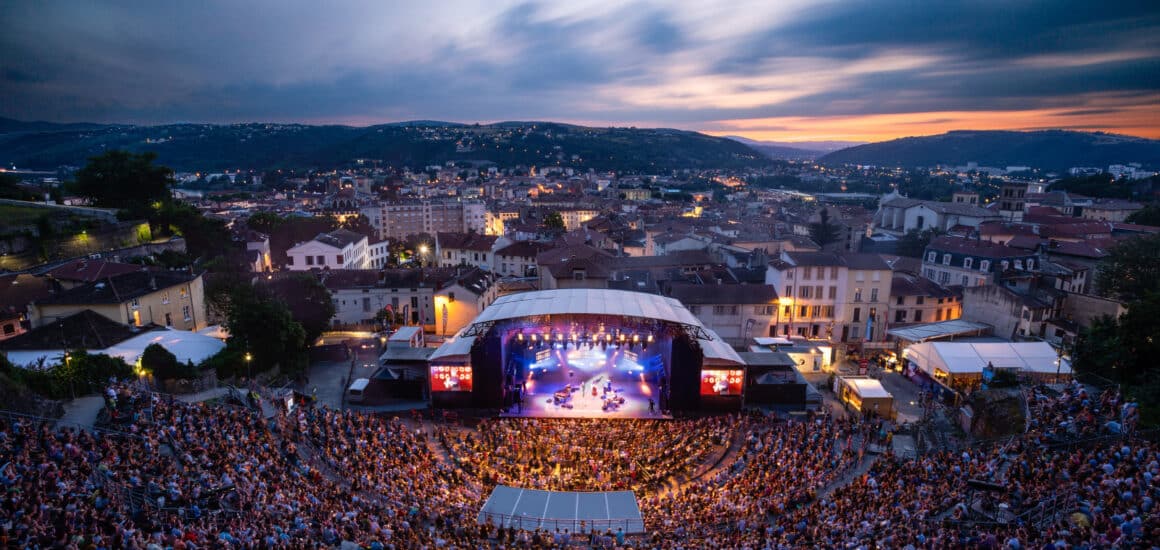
[5,327,225,369]
[905,341,1070,377]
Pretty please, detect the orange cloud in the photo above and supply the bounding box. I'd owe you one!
[703,98,1160,142]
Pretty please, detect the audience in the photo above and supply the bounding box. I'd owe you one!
[0,379,1155,549]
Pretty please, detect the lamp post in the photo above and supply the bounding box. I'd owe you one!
[418,245,429,267]
[244,352,252,380]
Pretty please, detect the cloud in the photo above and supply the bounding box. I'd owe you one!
[0,0,1157,140]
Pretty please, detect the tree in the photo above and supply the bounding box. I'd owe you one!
[1125,204,1160,227]
[1073,292,1160,424]
[1096,233,1160,301]
[339,214,377,241]
[543,211,565,231]
[71,151,174,219]
[141,343,198,380]
[808,208,842,248]
[261,274,335,343]
[896,228,941,259]
[224,284,307,377]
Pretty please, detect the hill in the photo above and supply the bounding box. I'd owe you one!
[0,120,769,172]
[725,136,866,160]
[818,130,1160,171]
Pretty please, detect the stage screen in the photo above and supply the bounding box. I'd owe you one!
[431,365,473,392]
[700,369,743,396]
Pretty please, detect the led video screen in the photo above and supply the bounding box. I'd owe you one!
[430,365,473,392]
[700,369,743,396]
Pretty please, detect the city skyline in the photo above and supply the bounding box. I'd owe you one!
[2,0,1158,142]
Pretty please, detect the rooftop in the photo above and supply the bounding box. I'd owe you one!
[36,270,200,306]
[314,229,367,249]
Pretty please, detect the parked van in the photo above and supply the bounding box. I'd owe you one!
[347,378,370,403]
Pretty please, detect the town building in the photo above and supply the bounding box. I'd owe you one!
[435,232,500,271]
[286,229,369,271]
[321,267,497,336]
[669,282,778,342]
[494,241,555,278]
[30,270,207,331]
[921,236,1040,287]
[765,252,893,344]
[889,272,962,326]
[871,191,1000,237]
[360,200,486,240]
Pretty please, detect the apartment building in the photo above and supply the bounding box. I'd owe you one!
[360,200,486,240]
[765,252,892,343]
[922,236,1039,287]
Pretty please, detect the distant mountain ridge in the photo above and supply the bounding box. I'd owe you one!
[725,136,865,153]
[0,119,770,171]
[818,130,1160,171]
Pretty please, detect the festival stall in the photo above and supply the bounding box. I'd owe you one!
[835,375,893,417]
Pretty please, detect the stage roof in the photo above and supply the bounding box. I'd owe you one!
[468,289,703,328]
[478,485,645,533]
[428,330,476,363]
[698,328,745,366]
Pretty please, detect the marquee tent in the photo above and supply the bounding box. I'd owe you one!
[904,341,1070,385]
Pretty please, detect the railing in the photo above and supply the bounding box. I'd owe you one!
[477,512,643,534]
[0,408,145,440]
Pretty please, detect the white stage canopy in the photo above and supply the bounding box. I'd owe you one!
[467,289,703,329]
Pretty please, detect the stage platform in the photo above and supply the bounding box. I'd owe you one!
[507,346,666,419]
[478,485,645,534]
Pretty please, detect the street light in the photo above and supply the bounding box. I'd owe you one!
[418,244,429,266]
[244,352,252,380]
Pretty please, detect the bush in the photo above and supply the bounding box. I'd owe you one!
[141,343,199,380]
[0,350,134,399]
[200,347,249,380]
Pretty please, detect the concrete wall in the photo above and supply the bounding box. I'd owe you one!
[962,285,1023,340]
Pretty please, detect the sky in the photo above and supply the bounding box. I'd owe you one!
[1,0,1158,143]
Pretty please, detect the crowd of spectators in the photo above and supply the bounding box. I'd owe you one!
[1027,382,1140,440]
[438,417,735,493]
[1,379,1157,549]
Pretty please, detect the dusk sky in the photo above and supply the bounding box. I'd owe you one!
[2,1,1158,142]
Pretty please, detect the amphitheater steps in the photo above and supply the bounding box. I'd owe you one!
[813,453,878,502]
[658,426,749,496]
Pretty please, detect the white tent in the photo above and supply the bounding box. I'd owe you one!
[904,341,1070,380]
[4,328,225,369]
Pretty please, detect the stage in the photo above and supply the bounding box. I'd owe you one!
[504,344,667,419]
